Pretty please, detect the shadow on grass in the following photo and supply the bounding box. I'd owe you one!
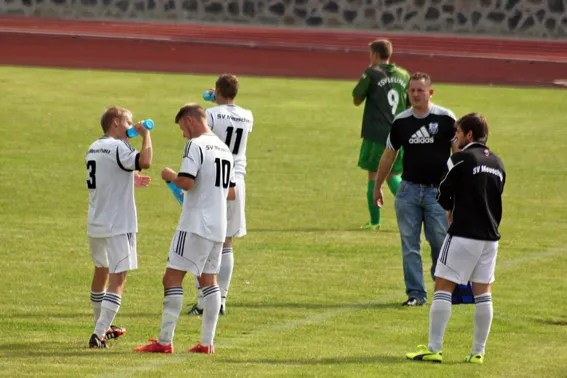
[3,312,160,319]
[227,302,403,311]
[538,318,567,326]
[248,228,397,233]
[0,342,133,357]
[223,355,457,366]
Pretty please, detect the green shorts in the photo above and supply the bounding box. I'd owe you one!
[357,139,403,174]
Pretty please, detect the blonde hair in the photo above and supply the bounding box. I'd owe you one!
[100,106,130,132]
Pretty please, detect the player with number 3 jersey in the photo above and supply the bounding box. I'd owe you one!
[352,39,410,230]
[86,106,153,349]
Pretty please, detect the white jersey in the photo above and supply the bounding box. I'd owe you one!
[86,136,139,237]
[206,104,253,177]
[177,133,235,242]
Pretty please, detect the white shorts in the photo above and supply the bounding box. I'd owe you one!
[435,235,498,285]
[89,233,138,273]
[227,177,246,238]
[167,231,223,276]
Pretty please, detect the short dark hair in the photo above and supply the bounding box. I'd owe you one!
[368,39,392,60]
[409,72,432,86]
[216,73,239,99]
[100,106,130,133]
[457,113,489,144]
[175,103,206,123]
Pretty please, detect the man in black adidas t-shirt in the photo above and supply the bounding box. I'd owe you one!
[373,72,459,306]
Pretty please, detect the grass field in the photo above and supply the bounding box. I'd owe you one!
[1,65,567,378]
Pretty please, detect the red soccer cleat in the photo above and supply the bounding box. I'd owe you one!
[133,339,173,354]
[188,342,215,354]
[105,325,126,340]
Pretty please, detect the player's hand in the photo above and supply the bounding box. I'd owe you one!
[208,88,217,103]
[447,211,452,226]
[374,186,385,208]
[161,167,177,182]
[134,171,151,187]
[133,121,149,138]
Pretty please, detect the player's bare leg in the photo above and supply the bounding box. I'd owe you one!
[188,273,220,354]
[218,237,234,315]
[466,282,493,363]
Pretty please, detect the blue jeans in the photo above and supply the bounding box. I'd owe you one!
[394,180,448,302]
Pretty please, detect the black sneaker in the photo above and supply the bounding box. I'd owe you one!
[219,305,226,316]
[89,333,108,349]
[402,298,425,306]
[187,303,203,315]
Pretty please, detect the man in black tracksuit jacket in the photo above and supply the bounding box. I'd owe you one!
[406,113,506,365]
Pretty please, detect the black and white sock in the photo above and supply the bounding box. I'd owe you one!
[158,286,184,345]
[428,291,452,353]
[218,247,234,307]
[472,293,493,355]
[94,292,121,339]
[200,285,221,346]
[90,291,105,326]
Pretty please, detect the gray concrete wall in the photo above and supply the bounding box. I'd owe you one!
[2,0,567,39]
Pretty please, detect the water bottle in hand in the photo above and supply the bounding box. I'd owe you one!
[166,181,184,205]
[203,90,216,102]
[127,119,154,138]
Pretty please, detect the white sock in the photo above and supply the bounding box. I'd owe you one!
[200,285,221,346]
[428,291,452,353]
[218,247,234,307]
[94,292,121,338]
[195,276,204,309]
[472,293,493,355]
[90,291,105,327]
[158,287,184,345]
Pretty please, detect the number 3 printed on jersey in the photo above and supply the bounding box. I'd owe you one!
[86,160,96,189]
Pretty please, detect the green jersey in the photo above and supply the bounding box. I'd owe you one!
[352,63,410,145]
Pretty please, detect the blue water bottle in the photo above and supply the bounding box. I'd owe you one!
[166,181,184,205]
[126,119,154,138]
[203,90,216,102]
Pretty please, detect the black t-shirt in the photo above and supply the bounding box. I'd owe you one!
[438,143,506,241]
[387,105,457,186]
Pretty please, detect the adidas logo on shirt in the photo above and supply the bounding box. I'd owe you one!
[409,126,434,144]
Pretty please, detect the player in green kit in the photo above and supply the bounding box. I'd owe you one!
[353,39,410,230]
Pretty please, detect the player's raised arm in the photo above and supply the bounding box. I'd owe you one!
[133,121,152,169]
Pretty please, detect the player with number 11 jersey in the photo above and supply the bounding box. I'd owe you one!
[187,74,253,317]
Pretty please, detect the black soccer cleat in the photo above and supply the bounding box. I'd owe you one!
[89,333,108,349]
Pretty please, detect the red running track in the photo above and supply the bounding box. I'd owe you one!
[1,16,566,87]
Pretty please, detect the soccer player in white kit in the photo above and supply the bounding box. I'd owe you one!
[134,103,236,354]
[188,74,254,316]
[86,106,153,348]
